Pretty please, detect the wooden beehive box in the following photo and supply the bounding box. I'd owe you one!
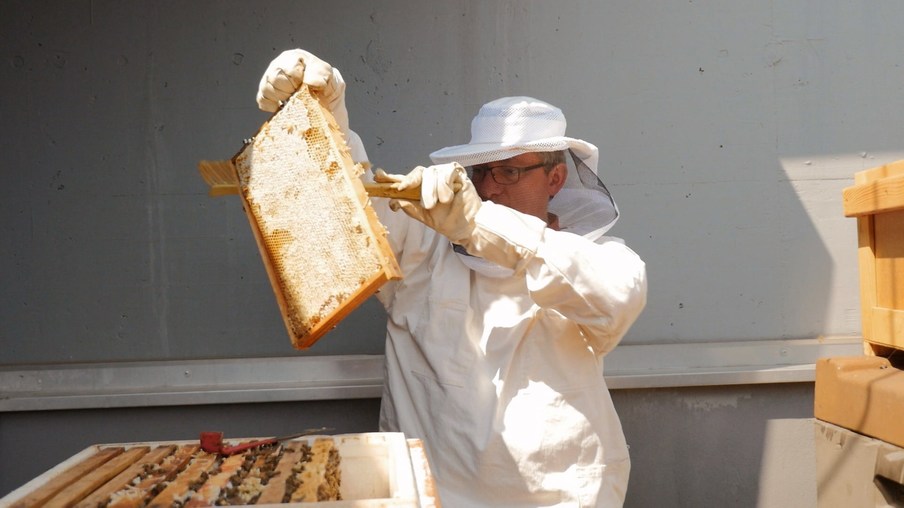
[814,160,904,449]
[0,433,439,507]
[842,159,904,356]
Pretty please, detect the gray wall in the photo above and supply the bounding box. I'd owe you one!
[4,0,894,364]
[3,1,902,506]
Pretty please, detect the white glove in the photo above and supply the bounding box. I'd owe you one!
[256,49,349,135]
[375,163,482,244]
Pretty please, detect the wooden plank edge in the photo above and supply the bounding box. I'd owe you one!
[292,269,394,350]
[842,173,904,217]
[857,214,877,353]
[10,448,123,508]
[44,446,151,508]
[867,306,904,354]
[73,445,176,508]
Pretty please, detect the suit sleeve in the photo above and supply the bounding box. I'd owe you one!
[464,201,648,355]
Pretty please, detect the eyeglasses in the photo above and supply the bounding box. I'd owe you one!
[468,162,548,185]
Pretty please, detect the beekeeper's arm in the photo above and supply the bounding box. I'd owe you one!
[379,163,647,356]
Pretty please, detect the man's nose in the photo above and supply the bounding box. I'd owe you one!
[475,176,503,200]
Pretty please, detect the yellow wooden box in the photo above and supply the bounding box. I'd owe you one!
[842,159,904,356]
[814,160,904,451]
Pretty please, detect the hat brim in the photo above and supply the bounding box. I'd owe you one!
[429,136,599,171]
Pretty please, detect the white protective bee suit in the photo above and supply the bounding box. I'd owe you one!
[257,50,647,508]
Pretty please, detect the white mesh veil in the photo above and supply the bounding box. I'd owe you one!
[550,149,619,240]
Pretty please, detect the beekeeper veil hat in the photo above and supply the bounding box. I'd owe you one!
[429,96,619,240]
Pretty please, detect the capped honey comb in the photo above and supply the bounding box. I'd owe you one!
[231,85,401,349]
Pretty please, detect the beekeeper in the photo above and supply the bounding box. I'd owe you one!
[258,50,648,507]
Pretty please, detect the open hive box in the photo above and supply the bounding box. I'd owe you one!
[814,160,904,506]
[0,432,438,507]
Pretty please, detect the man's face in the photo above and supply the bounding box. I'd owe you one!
[470,152,566,222]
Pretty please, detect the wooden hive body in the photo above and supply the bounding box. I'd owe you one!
[814,160,904,455]
[842,159,904,356]
[232,85,401,349]
[0,433,438,507]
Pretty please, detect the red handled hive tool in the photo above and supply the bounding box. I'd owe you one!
[200,427,330,456]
